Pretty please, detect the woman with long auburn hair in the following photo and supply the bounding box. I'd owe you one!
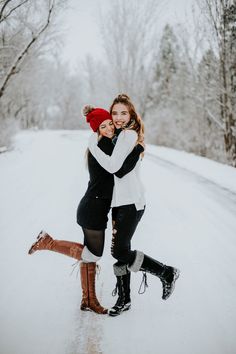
[89,94,180,317]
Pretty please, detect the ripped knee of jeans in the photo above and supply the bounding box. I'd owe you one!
[111,228,117,256]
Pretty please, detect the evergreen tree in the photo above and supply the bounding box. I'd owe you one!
[152,24,180,102]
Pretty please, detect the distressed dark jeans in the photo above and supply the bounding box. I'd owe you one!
[111,204,145,266]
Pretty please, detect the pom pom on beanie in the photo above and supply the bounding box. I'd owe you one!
[82,105,94,117]
[82,105,112,132]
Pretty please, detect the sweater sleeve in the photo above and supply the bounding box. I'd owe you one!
[88,130,137,173]
[114,144,144,178]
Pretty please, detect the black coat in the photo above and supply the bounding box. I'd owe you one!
[84,136,143,200]
[76,135,143,229]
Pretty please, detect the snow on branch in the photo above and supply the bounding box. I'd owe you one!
[0,0,29,23]
[0,0,55,99]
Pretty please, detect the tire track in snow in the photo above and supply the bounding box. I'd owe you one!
[68,285,106,354]
[146,152,236,216]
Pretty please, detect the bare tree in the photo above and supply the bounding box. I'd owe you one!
[0,0,66,146]
[0,0,57,98]
[99,0,164,116]
[0,0,30,23]
[199,0,236,166]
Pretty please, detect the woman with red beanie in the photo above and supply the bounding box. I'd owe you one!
[28,105,143,314]
[88,94,180,317]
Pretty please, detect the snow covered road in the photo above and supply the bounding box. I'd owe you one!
[0,130,236,354]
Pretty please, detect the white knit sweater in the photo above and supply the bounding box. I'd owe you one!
[88,130,145,210]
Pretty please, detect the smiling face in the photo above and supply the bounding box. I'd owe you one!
[111,103,131,129]
[98,119,115,138]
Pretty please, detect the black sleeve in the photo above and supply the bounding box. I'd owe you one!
[114,144,144,178]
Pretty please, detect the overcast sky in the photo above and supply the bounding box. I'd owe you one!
[60,0,198,68]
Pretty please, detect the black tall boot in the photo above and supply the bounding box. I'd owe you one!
[128,251,180,300]
[108,263,131,317]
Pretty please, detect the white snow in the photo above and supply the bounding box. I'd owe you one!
[1,130,236,354]
[147,144,236,194]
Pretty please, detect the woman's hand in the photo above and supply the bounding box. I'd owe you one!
[138,141,145,149]
[88,132,98,148]
[137,134,145,149]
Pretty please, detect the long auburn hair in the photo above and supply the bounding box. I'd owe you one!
[109,94,144,142]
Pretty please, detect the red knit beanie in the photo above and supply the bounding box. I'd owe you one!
[82,105,112,132]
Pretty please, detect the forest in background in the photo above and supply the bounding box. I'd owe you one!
[0,0,235,166]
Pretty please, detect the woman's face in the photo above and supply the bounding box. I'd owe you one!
[111,103,131,129]
[98,119,115,138]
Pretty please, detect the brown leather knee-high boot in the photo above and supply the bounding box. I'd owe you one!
[80,262,107,314]
[28,230,84,260]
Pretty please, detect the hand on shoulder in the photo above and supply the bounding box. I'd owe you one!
[137,132,145,149]
[88,132,98,148]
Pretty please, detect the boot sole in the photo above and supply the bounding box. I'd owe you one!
[163,268,180,300]
[28,230,47,255]
[80,306,91,312]
[81,306,107,315]
[108,303,131,317]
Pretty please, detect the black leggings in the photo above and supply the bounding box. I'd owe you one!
[111,204,145,265]
[82,228,105,257]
